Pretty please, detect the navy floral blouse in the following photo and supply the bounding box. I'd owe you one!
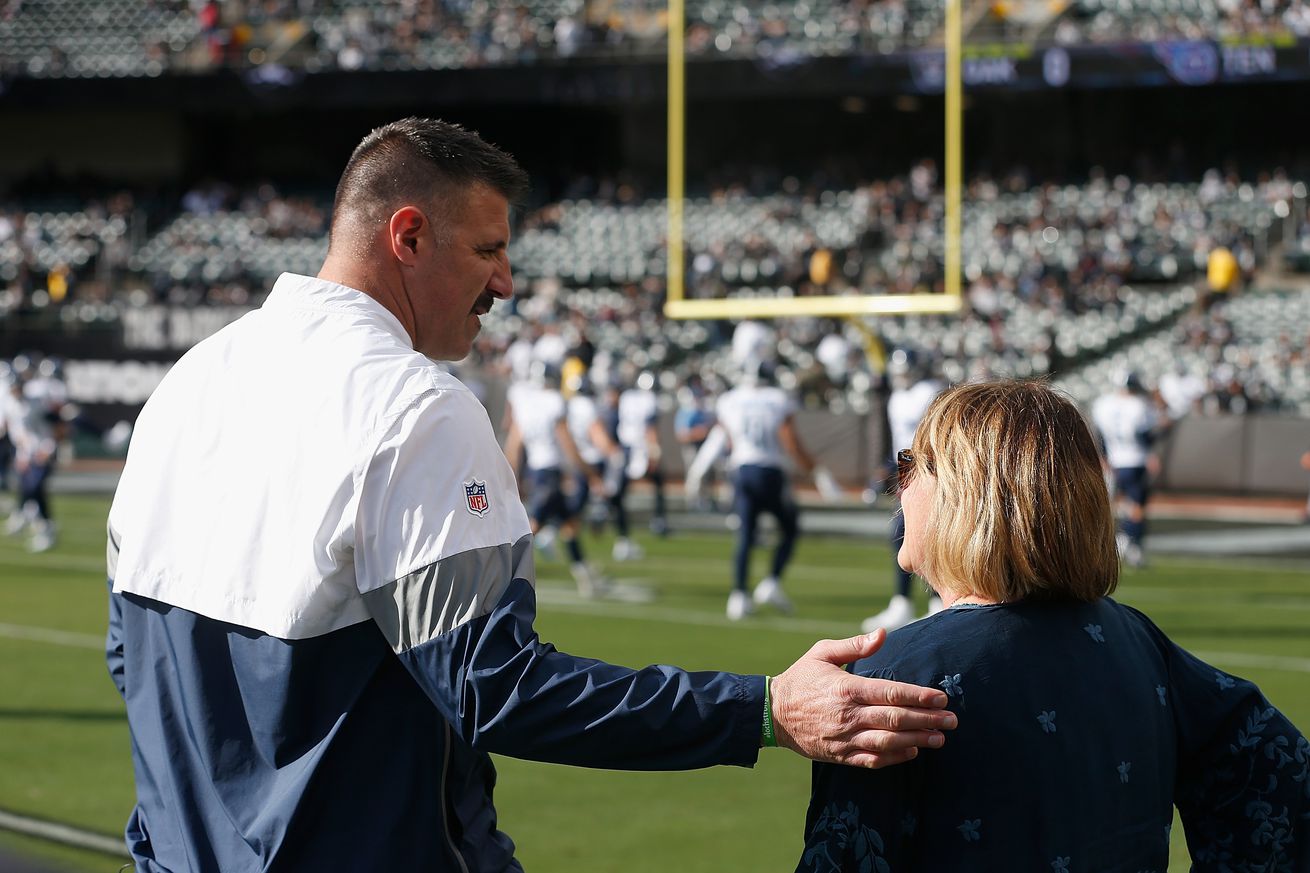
[797,598,1309,872]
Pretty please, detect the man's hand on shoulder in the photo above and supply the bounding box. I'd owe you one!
[770,629,956,769]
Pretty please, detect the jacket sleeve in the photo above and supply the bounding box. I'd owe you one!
[1165,636,1309,870]
[106,580,126,698]
[356,386,763,771]
[105,523,126,699]
[368,566,763,770]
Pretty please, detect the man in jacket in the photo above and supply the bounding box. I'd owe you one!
[106,117,955,872]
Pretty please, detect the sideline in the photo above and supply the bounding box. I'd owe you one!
[0,807,126,860]
[0,623,104,649]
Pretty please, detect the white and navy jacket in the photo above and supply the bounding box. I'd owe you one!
[106,274,762,873]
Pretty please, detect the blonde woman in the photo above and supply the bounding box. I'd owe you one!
[797,380,1307,872]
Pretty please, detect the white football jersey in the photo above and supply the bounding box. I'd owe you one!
[888,379,943,453]
[1092,392,1158,469]
[716,384,795,470]
[567,394,603,466]
[3,390,56,462]
[617,388,658,452]
[507,383,567,472]
[24,375,68,413]
[0,390,13,436]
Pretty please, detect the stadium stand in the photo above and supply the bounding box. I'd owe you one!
[128,186,328,288]
[2,161,1301,418]
[1050,0,1310,44]
[1058,289,1310,415]
[0,0,197,78]
[0,0,948,76]
[510,167,1284,292]
[0,200,132,283]
[9,0,1306,81]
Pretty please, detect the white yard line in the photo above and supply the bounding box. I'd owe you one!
[534,584,1310,674]
[1122,587,1310,610]
[0,623,104,649]
[0,553,107,574]
[4,539,1308,582]
[1191,650,1310,674]
[1147,526,1310,555]
[0,808,126,859]
[2,588,1307,676]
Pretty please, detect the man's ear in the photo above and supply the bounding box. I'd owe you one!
[388,206,427,266]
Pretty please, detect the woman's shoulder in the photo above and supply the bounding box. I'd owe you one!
[852,598,1164,683]
[851,604,1014,681]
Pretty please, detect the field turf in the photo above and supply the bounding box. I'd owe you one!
[2,494,1308,872]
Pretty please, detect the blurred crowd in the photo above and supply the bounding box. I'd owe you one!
[2,0,1308,81]
[1052,0,1310,44]
[1160,299,1310,416]
[1,161,1306,415]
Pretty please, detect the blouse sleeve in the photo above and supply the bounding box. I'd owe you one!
[1167,640,1309,871]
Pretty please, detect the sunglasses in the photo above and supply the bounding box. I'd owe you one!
[894,448,931,495]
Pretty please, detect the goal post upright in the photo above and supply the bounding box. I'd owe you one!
[945,0,963,301]
[666,0,686,305]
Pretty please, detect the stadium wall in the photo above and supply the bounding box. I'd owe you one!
[6,335,1308,496]
[0,110,185,183]
[1159,415,1310,497]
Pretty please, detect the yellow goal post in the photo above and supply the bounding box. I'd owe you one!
[662,0,965,326]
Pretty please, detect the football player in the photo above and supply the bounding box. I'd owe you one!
[691,361,832,620]
[1092,371,1162,568]
[3,369,59,552]
[863,350,944,633]
[564,372,624,541]
[503,363,605,596]
[616,370,669,542]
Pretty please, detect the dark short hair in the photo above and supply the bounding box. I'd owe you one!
[330,117,529,242]
[912,379,1119,603]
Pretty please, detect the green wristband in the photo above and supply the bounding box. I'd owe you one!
[762,675,778,748]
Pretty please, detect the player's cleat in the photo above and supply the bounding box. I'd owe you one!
[533,526,558,561]
[1124,544,1147,569]
[726,589,755,621]
[649,516,670,538]
[27,522,55,553]
[5,511,28,537]
[725,513,741,531]
[571,562,608,599]
[861,594,915,634]
[752,577,793,614]
[612,537,644,562]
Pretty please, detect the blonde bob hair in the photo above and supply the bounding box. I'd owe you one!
[909,379,1119,603]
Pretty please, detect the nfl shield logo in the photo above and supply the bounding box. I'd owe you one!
[464,479,490,517]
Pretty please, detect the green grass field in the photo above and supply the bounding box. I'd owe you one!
[2,494,1308,872]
